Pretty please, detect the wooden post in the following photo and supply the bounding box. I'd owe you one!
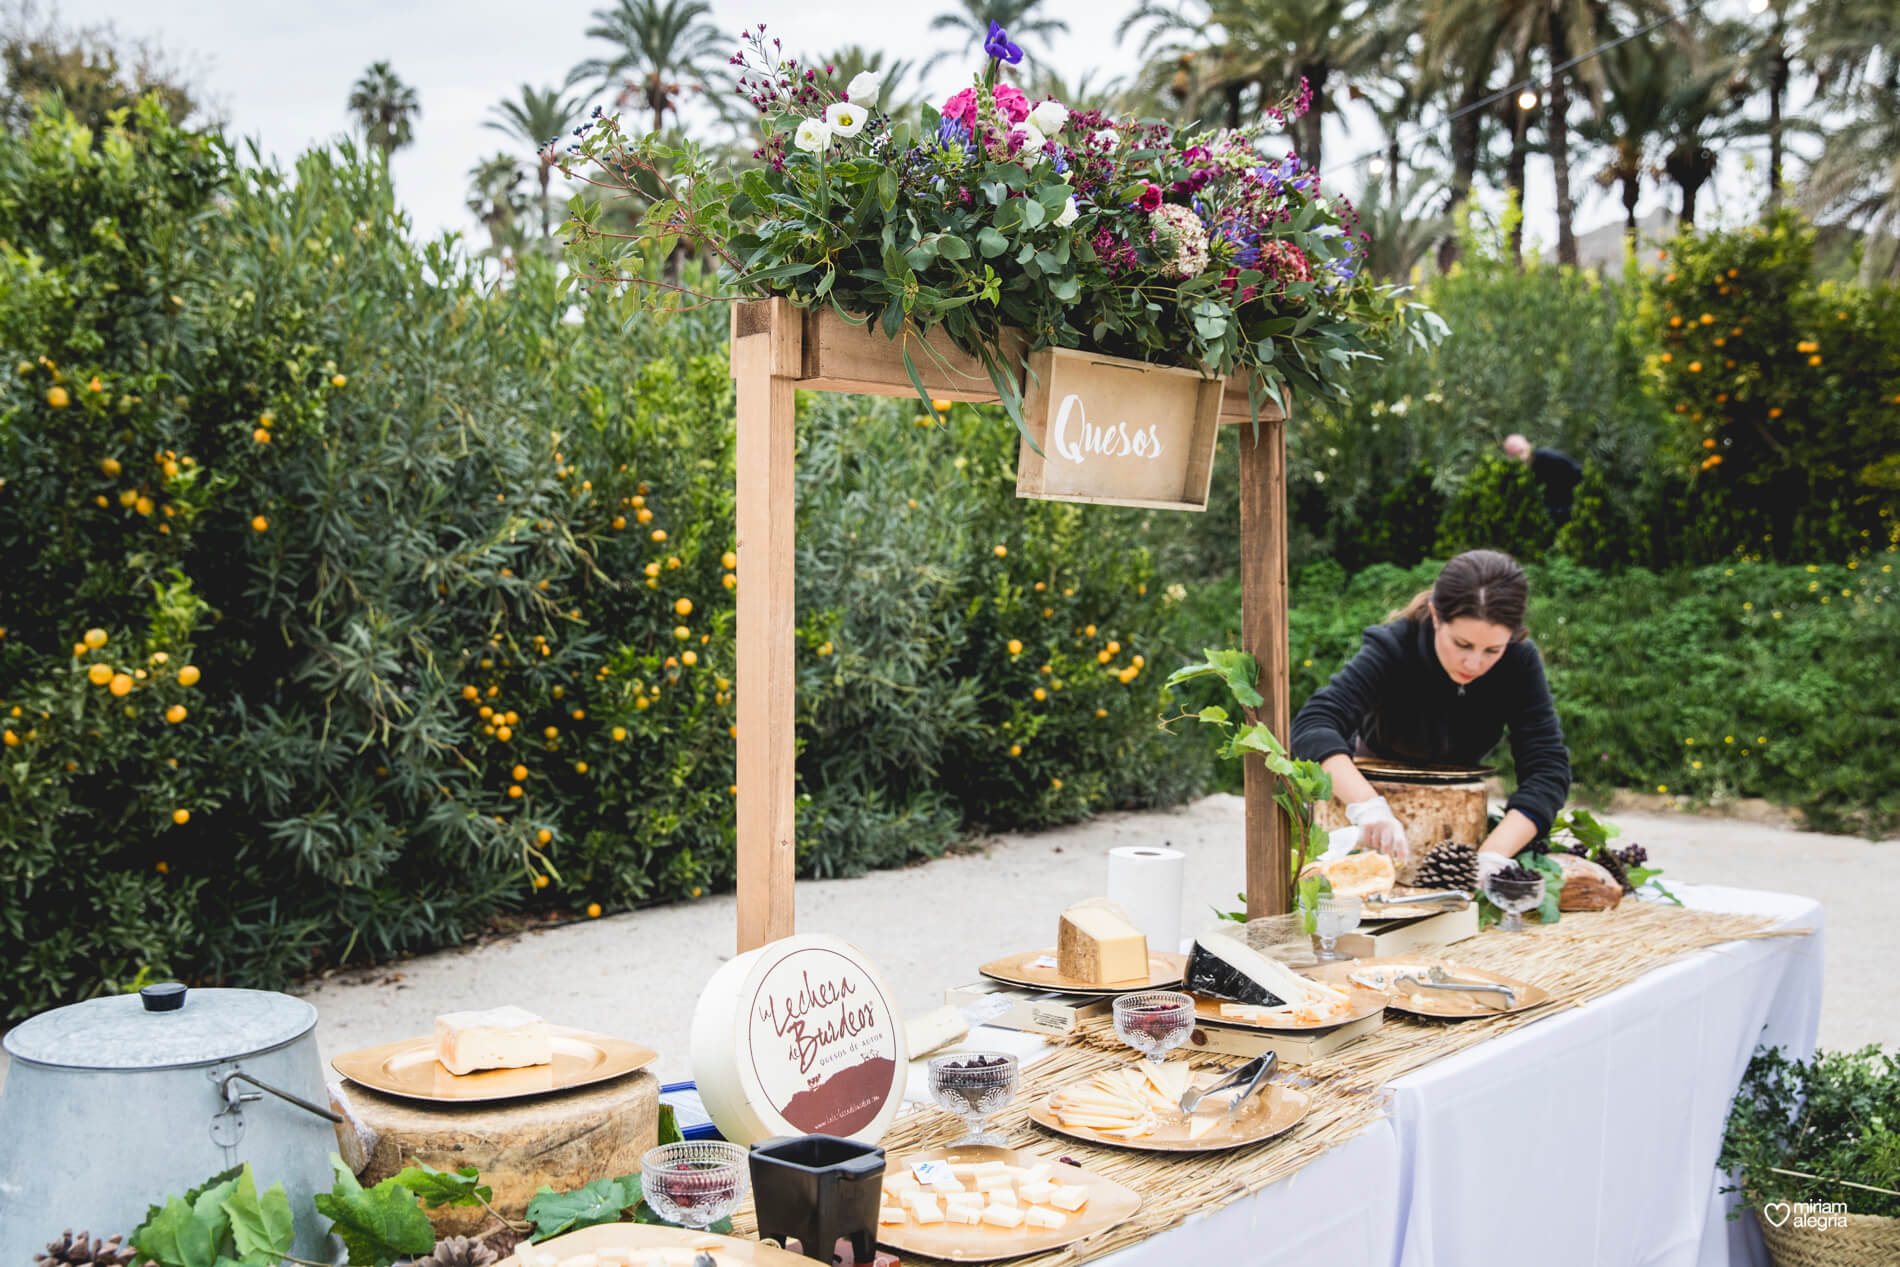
[1237,418,1293,917]
[730,299,801,952]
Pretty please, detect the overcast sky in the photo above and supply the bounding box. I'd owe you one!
[75,0,1777,263]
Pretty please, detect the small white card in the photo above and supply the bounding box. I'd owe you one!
[910,1159,956,1186]
[1029,955,1059,969]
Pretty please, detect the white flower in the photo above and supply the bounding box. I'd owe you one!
[1012,122,1047,163]
[1054,195,1078,227]
[1028,99,1069,134]
[794,118,833,153]
[824,101,866,137]
[846,70,885,103]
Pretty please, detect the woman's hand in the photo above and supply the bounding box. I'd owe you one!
[1345,795,1409,863]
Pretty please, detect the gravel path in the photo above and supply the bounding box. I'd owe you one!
[4,794,1887,1092]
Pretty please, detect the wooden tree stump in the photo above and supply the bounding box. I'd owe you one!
[332,1072,660,1235]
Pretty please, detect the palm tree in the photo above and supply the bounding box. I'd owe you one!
[926,0,1069,75]
[1121,0,1393,172]
[466,153,531,268]
[1017,64,1134,116]
[1801,0,1900,280]
[1576,29,1675,236]
[1353,168,1451,281]
[575,0,726,137]
[486,75,591,239]
[347,62,420,158]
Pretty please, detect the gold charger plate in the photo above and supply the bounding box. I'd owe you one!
[978,949,1187,996]
[496,1222,810,1267]
[1304,956,1551,1018]
[1188,983,1386,1031]
[1359,886,1473,922]
[1027,1068,1311,1153]
[878,1145,1140,1263]
[332,1026,658,1103]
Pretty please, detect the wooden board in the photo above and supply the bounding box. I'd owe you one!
[497,1222,812,1267]
[331,1027,658,1103]
[878,1145,1140,1262]
[796,306,1024,401]
[1237,417,1293,918]
[334,1068,659,1237]
[978,949,1187,996]
[1028,1070,1310,1153]
[1015,346,1224,511]
[1304,956,1552,1018]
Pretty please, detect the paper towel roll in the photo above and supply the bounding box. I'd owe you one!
[1105,846,1185,954]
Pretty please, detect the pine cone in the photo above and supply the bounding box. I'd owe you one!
[1413,841,1478,891]
[35,1233,137,1267]
[415,1236,499,1267]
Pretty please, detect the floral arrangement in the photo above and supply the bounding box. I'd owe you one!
[559,22,1436,435]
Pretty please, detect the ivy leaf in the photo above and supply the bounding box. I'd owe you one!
[391,1160,492,1209]
[313,1155,435,1267]
[224,1168,295,1267]
[525,1175,640,1242]
[133,1196,220,1267]
[1196,705,1229,723]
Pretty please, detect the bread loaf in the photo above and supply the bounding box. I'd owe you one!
[1553,852,1622,911]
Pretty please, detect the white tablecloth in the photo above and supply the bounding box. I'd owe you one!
[940,884,1823,1267]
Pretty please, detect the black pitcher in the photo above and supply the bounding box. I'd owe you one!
[748,1134,887,1265]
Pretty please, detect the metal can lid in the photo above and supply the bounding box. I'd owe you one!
[2,987,317,1070]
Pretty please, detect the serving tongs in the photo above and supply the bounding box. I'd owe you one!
[1177,1051,1277,1120]
[1394,965,1516,1008]
[1365,889,1473,908]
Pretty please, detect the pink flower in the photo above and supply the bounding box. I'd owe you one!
[991,83,1030,123]
[939,83,1031,131]
[1258,239,1312,282]
[1137,183,1163,212]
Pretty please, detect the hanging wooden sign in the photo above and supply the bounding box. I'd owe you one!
[1015,346,1226,512]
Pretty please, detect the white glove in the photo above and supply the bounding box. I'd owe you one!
[1344,796,1408,863]
[1476,850,1513,885]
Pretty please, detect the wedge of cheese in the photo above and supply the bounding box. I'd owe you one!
[1057,900,1149,984]
[432,1005,553,1075]
[1183,933,1350,1011]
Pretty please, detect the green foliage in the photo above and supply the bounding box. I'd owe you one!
[0,99,1215,1019]
[525,1174,642,1242]
[132,1166,296,1267]
[1645,210,1900,562]
[1433,452,1555,562]
[1167,552,1900,835]
[388,1162,493,1211]
[313,1157,437,1267]
[1721,1045,1900,1219]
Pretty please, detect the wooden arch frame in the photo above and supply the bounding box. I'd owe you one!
[728,297,1294,951]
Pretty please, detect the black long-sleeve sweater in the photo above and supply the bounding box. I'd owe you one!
[1290,617,1573,833]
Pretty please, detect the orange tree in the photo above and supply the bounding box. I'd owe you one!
[1646,211,1900,561]
[0,99,1207,1018]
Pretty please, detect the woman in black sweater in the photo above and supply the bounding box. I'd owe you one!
[1291,550,1571,878]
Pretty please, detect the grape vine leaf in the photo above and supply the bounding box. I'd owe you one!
[526,1175,640,1241]
[132,1195,220,1267]
[391,1160,492,1209]
[313,1154,436,1266]
[655,1104,682,1146]
[224,1167,295,1266]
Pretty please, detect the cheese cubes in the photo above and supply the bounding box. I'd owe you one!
[879,1158,1087,1235]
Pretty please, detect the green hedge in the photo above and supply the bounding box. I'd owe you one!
[1169,554,1900,833]
[0,102,1207,1019]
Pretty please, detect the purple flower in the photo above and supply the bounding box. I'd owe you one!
[984,21,1023,65]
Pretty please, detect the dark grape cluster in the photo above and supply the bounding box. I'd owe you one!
[1616,843,1649,869]
[943,1055,1009,1070]
[1493,861,1540,885]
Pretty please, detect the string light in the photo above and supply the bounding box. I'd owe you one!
[1517,88,1540,110]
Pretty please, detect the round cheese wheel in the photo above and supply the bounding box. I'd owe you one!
[689,933,908,1145]
[1303,851,1397,898]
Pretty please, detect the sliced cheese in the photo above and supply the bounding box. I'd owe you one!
[975,1172,1013,1191]
[1025,1206,1067,1229]
[1049,1185,1089,1212]
[432,1005,552,1076]
[970,1160,1011,1176]
[905,1192,942,1217]
[980,1205,1026,1229]
[905,1004,971,1059]
[1019,1163,1054,1185]
[913,1204,943,1225]
[1187,1113,1222,1141]
[1057,900,1149,984]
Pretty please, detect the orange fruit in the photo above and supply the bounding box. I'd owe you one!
[573,761,588,773]
[165,705,187,724]
[508,784,524,798]
[496,726,513,742]
[172,808,190,825]
[651,528,667,542]
[674,625,691,641]
[253,428,271,444]
[101,458,121,477]
[177,665,200,686]
[512,764,528,781]
[611,726,628,741]
[251,515,269,532]
[674,598,693,617]
[108,673,133,696]
[330,374,347,387]
[533,874,549,889]
[587,902,602,918]
[83,627,108,649]
[994,545,1007,557]
[681,651,697,666]
[721,551,737,569]
[537,828,553,845]
[46,386,69,408]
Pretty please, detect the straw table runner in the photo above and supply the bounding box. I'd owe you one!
[728,898,1811,1266]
